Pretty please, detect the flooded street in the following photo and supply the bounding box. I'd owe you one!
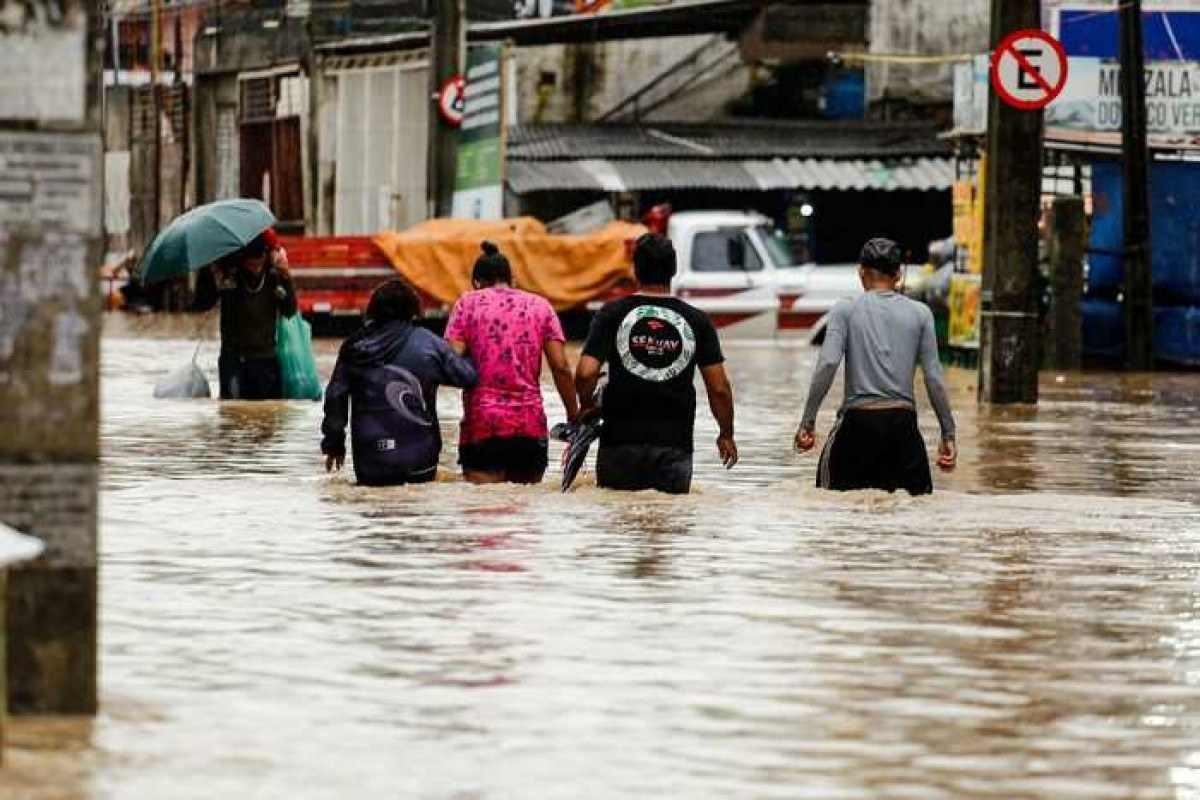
[4,316,1200,799]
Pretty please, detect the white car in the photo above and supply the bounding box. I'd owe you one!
[664,211,866,339]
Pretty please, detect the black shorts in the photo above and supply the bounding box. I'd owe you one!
[817,408,933,496]
[459,437,549,484]
[596,444,694,495]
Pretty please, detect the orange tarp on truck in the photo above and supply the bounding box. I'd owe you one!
[372,218,644,311]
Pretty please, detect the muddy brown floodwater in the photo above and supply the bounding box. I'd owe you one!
[2,315,1199,799]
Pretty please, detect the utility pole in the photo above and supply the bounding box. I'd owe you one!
[1047,196,1085,371]
[1120,0,1153,370]
[112,11,121,86]
[152,0,163,235]
[427,0,465,219]
[979,0,1043,405]
[174,12,188,215]
[0,0,105,713]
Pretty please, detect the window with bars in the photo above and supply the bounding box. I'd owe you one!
[240,72,308,122]
[240,76,277,123]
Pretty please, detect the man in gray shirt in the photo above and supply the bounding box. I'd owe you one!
[796,238,957,495]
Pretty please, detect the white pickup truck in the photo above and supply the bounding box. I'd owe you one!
[657,210,860,339]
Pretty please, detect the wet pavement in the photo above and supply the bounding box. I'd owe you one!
[2,314,1199,799]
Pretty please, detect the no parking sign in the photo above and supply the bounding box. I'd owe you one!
[991,29,1068,111]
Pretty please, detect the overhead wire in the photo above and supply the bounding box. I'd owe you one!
[833,53,975,65]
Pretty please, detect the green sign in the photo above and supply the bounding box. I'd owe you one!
[453,45,505,218]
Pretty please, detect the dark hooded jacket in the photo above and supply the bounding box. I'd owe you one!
[321,320,477,486]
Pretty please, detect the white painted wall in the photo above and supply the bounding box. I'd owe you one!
[867,0,991,105]
[512,35,752,124]
[330,62,430,234]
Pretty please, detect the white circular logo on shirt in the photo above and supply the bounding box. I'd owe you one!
[616,305,696,382]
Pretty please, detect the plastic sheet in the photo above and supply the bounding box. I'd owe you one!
[1088,161,1200,303]
[1155,306,1200,367]
[1080,300,1200,365]
[372,218,643,311]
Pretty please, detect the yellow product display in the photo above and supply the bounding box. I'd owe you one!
[968,154,986,275]
[952,181,974,247]
[373,218,644,311]
[948,273,982,350]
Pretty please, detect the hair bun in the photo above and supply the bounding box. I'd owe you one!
[481,240,499,257]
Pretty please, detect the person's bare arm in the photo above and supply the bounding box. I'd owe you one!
[544,339,578,423]
[700,363,738,469]
[918,308,957,471]
[796,304,848,453]
[575,354,602,420]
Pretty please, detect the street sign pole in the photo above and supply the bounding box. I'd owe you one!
[427,0,465,219]
[1120,0,1154,370]
[980,1,1049,405]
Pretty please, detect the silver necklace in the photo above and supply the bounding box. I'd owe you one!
[244,271,267,294]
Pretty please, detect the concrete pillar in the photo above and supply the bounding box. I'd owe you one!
[0,5,103,713]
[0,524,46,758]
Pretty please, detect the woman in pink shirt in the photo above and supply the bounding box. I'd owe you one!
[445,242,578,484]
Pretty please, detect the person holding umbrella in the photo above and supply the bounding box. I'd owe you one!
[193,230,297,399]
[140,199,297,400]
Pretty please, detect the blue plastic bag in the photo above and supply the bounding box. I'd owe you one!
[276,314,323,401]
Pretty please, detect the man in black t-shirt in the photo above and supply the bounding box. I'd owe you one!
[575,233,738,494]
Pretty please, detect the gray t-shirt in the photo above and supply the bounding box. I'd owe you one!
[801,291,956,439]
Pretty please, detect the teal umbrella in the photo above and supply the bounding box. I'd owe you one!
[139,199,276,284]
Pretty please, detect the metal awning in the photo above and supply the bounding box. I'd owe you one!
[471,0,763,45]
[507,157,955,194]
[316,0,770,54]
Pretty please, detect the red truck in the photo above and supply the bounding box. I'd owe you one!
[279,235,440,324]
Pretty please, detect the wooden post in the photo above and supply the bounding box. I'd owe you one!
[979,0,1043,405]
[1047,196,1085,371]
[152,0,163,233]
[1119,0,1153,370]
[0,1,104,713]
[427,0,465,219]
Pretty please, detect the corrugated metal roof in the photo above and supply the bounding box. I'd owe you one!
[776,157,955,191]
[505,161,603,195]
[612,160,762,191]
[508,121,952,161]
[507,157,954,194]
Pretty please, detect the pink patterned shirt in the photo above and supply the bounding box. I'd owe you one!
[445,287,565,445]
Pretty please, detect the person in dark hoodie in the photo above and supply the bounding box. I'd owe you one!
[321,279,478,486]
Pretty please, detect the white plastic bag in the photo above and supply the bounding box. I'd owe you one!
[153,347,211,399]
